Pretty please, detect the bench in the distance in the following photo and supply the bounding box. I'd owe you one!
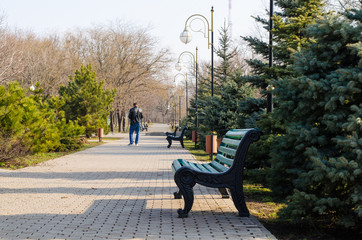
[165,126,178,137]
[171,128,260,218]
[166,126,187,148]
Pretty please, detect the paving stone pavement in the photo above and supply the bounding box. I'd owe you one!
[0,123,277,240]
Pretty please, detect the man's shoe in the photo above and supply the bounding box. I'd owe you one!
[128,143,133,146]
[135,144,139,146]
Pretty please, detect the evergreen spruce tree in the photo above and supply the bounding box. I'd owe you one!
[243,0,325,91]
[239,0,325,183]
[271,9,362,228]
[59,64,115,138]
[213,26,238,94]
[202,72,255,138]
[200,26,255,138]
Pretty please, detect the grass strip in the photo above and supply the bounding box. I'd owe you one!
[1,142,103,170]
[183,139,214,162]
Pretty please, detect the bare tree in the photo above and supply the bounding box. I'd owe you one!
[64,22,172,125]
[325,0,361,11]
[0,17,173,124]
[0,22,24,84]
[18,34,74,94]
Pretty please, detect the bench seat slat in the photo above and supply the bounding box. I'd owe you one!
[218,146,237,157]
[173,159,221,174]
[193,163,215,173]
[193,163,218,173]
[210,160,229,172]
[179,159,200,171]
[221,138,241,147]
[201,163,220,173]
[225,129,252,139]
[172,159,183,173]
[215,154,234,167]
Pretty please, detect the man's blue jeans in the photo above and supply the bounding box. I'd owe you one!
[129,123,141,144]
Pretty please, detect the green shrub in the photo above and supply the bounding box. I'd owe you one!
[0,83,45,157]
[59,64,115,138]
[0,82,86,164]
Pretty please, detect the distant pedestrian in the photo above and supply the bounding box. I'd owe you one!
[128,103,143,146]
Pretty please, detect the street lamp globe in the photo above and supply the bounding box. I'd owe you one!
[175,62,182,71]
[180,28,192,44]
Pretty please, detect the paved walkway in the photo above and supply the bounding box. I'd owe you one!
[0,123,276,240]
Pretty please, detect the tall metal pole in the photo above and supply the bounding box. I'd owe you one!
[195,47,198,149]
[267,0,273,113]
[186,72,188,115]
[180,7,214,156]
[228,0,232,38]
[210,7,214,160]
[211,6,214,97]
[179,96,182,126]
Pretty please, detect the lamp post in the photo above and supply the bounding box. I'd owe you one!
[179,96,182,126]
[176,48,199,148]
[174,73,188,116]
[175,48,198,119]
[267,0,274,113]
[180,7,213,96]
[180,7,214,159]
[174,105,176,128]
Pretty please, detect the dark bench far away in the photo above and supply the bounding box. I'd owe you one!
[166,126,187,148]
[171,128,260,218]
[165,126,178,137]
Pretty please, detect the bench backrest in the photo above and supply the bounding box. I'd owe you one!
[179,127,187,136]
[210,129,260,172]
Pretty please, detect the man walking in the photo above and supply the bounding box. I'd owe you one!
[128,103,143,146]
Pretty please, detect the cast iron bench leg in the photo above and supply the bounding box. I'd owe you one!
[180,138,185,148]
[174,189,182,199]
[229,188,250,217]
[174,169,196,218]
[176,185,194,218]
[167,136,172,148]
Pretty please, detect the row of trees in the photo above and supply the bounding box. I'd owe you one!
[0,19,172,125]
[183,0,361,230]
[0,65,114,165]
[0,18,174,164]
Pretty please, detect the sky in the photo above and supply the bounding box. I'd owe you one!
[0,0,270,76]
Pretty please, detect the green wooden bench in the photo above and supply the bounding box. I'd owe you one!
[166,126,187,148]
[165,126,178,137]
[171,128,260,218]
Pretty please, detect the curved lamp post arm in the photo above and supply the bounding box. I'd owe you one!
[183,14,210,47]
[180,7,214,49]
[177,51,195,65]
[175,50,197,72]
[174,72,189,118]
[174,73,186,83]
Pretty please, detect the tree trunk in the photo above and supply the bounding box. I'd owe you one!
[110,111,114,133]
[117,110,121,133]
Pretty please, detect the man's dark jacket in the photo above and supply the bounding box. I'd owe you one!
[128,107,143,125]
